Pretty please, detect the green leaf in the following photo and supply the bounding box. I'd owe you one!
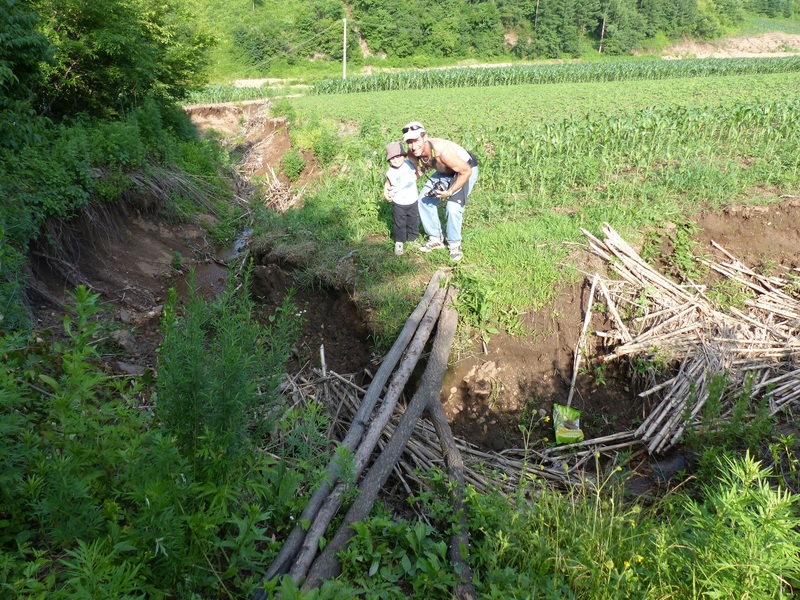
[38,373,60,392]
[401,553,412,574]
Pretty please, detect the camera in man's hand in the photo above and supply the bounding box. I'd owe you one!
[429,180,449,199]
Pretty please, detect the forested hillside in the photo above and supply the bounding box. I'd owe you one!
[200,0,798,77]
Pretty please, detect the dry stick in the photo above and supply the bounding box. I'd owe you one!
[648,363,709,453]
[303,283,459,590]
[711,240,793,300]
[598,278,632,343]
[257,271,445,592]
[422,288,478,600]
[771,387,800,414]
[600,225,694,303]
[538,431,638,455]
[625,304,696,345]
[636,356,693,439]
[288,288,447,583]
[567,274,599,408]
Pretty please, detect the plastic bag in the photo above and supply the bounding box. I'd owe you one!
[553,403,584,444]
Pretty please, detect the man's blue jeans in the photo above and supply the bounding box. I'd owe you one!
[417,167,478,245]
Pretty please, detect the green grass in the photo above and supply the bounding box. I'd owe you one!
[288,71,800,134]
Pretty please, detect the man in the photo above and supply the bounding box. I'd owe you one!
[402,121,478,262]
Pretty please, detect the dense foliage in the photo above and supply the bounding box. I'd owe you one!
[30,0,214,119]
[0,282,305,597]
[0,0,216,332]
[197,0,797,77]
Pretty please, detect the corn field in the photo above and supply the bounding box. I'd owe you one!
[312,57,800,94]
[458,98,800,210]
[185,85,278,105]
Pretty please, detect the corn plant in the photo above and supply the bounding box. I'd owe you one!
[312,57,800,95]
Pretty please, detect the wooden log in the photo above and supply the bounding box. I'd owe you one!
[303,284,459,590]
[567,274,599,408]
[598,278,632,342]
[287,288,447,583]
[422,288,478,600]
[256,270,445,593]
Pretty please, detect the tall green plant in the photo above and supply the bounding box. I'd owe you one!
[0,281,310,597]
[676,452,800,598]
[0,0,50,150]
[157,266,300,479]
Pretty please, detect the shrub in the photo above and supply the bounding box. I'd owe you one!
[282,148,306,181]
[156,266,300,479]
[0,278,306,597]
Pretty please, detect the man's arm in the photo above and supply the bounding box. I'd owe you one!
[406,154,425,178]
[434,144,472,199]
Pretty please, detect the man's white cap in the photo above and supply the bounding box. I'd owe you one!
[402,121,426,142]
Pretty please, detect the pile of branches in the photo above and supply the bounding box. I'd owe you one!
[257,164,304,212]
[583,223,800,455]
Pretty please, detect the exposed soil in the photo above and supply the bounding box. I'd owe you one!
[662,32,800,59]
[27,43,800,457]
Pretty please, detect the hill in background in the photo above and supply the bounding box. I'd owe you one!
[193,0,799,80]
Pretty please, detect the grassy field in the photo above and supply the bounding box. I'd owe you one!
[290,71,800,129]
[258,71,800,343]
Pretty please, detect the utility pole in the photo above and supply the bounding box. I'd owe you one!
[343,18,347,79]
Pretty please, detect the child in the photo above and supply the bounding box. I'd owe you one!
[383,141,419,255]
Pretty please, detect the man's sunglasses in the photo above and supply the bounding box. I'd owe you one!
[402,124,424,134]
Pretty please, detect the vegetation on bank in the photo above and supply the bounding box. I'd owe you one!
[3,0,800,597]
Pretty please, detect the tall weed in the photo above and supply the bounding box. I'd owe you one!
[157,266,300,480]
[0,280,309,597]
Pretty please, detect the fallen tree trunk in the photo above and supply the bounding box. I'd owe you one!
[256,270,445,594]
[303,285,459,590]
[423,288,477,600]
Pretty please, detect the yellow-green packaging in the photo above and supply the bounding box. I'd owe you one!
[553,403,584,444]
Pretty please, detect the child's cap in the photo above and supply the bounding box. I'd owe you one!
[385,141,405,161]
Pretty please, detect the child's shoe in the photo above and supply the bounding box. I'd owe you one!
[449,243,463,262]
[394,241,404,255]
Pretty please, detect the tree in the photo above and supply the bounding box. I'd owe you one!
[30,0,214,119]
[0,0,50,149]
[597,0,645,54]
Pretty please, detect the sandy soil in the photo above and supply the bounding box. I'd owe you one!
[663,32,800,59]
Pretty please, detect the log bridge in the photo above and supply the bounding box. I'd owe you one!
[253,269,477,599]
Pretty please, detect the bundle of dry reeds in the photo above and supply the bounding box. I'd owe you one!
[583,223,800,455]
[259,165,303,211]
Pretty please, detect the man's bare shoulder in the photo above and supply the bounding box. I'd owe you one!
[430,138,469,168]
